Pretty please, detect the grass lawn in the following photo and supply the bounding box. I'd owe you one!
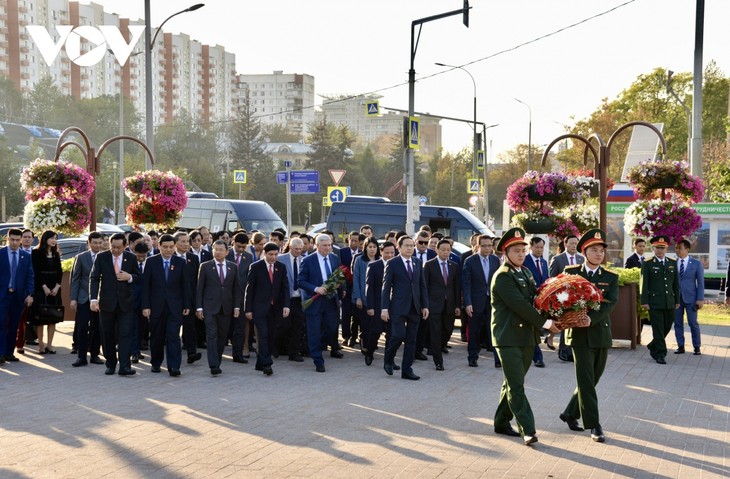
[699,301,730,326]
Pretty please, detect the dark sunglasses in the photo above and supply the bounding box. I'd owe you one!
[417,240,429,245]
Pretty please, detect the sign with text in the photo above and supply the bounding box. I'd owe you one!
[27,25,145,66]
[277,170,319,184]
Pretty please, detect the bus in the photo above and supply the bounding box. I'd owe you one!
[178,198,285,234]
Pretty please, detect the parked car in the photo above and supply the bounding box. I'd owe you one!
[57,238,88,261]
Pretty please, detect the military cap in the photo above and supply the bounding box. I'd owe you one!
[577,228,608,253]
[496,227,528,253]
[649,235,670,247]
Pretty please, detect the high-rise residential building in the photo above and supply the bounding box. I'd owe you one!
[317,93,442,154]
[0,0,237,128]
[236,71,315,139]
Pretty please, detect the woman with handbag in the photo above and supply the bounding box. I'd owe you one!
[31,230,64,354]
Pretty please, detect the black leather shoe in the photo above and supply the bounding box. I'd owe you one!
[5,355,19,362]
[415,352,428,361]
[348,338,357,348]
[468,359,478,367]
[494,426,521,437]
[210,367,222,376]
[591,425,605,442]
[495,361,502,368]
[105,367,115,375]
[656,357,667,364]
[187,352,202,364]
[523,435,538,445]
[289,354,304,362]
[72,358,88,367]
[262,366,273,376]
[435,364,444,371]
[169,369,181,377]
[89,356,104,364]
[70,348,78,354]
[315,364,325,373]
[232,357,249,364]
[559,413,585,431]
[384,362,393,376]
[330,350,343,359]
[401,371,420,380]
[393,364,401,371]
[534,360,545,368]
[151,366,161,373]
[674,346,685,354]
[365,355,373,366]
[693,348,701,356]
[131,355,139,364]
[118,368,136,376]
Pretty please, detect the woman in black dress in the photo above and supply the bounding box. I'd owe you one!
[31,230,63,354]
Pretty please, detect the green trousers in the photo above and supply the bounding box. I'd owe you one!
[563,346,608,429]
[494,345,536,436]
[647,308,674,360]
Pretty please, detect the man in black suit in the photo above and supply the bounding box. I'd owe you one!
[549,235,585,362]
[413,230,437,358]
[423,239,460,370]
[89,233,141,376]
[69,232,105,367]
[141,234,190,377]
[462,234,502,368]
[624,238,646,269]
[363,241,397,366]
[196,240,243,376]
[174,231,203,365]
[381,235,429,380]
[244,242,290,376]
[227,232,253,364]
[339,231,361,347]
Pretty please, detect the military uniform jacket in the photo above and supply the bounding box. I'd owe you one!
[640,257,680,309]
[490,264,545,347]
[563,264,618,348]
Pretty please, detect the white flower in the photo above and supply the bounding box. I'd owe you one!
[556,291,570,304]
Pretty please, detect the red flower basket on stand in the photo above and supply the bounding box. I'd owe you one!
[534,274,603,328]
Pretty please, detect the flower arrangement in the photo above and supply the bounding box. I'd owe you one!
[24,197,91,237]
[627,159,704,202]
[20,158,94,236]
[507,171,586,212]
[122,170,187,230]
[534,273,604,327]
[302,265,352,310]
[566,168,615,196]
[565,203,599,233]
[510,207,580,238]
[624,199,703,243]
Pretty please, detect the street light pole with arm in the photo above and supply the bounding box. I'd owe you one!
[514,98,532,171]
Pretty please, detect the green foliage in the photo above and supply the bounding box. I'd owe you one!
[0,76,23,123]
[262,123,301,143]
[604,266,641,286]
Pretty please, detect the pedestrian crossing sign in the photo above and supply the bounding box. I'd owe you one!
[409,116,420,150]
[233,170,247,184]
[476,150,485,170]
[467,178,483,194]
[365,100,379,116]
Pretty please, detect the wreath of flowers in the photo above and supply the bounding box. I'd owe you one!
[123,170,187,230]
[624,199,703,243]
[20,158,95,236]
[534,273,603,319]
[626,159,704,202]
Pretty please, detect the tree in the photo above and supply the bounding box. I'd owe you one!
[0,76,23,123]
[262,123,301,143]
[24,75,73,128]
[0,137,25,220]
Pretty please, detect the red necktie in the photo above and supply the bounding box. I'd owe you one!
[268,263,274,284]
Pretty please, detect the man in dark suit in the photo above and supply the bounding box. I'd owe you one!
[423,239,460,370]
[227,232,254,364]
[363,241,397,367]
[640,235,680,364]
[491,228,560,446]
[70,232,105,367]
[277,237,305,362]
[560,229,618,443]
[339,231,361,347]
[141,234,191,377]
[196,240,242,376]
[0,229,34,364]
[673,239,704,355]
[174,231,203,365]
[381,235,429,380]
[462,234,501,368]
[90,233,140,376]
[298,234,344,372]
[413,230,437,358]
[244,242,290,376]
[523,236,548,368]
[549,235,585,361]
[624,238,646,269]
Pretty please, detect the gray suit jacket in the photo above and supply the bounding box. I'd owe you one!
[277,252,302,297]
[549,252,585,277]
[69,250,94,304]
[196,259,242,316]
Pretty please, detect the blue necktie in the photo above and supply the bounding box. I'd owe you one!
[680,259,685,277]
[164,260,170,281]
[324,256,332,278]
[10,250,18,289]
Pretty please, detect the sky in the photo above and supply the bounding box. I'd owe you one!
[93,0,730,160]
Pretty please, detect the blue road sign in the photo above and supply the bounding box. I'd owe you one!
[290,182,320,194]
[329,189,345,203]
[277,170,319,184]
[284,160,292,168]
[419,195,427,205]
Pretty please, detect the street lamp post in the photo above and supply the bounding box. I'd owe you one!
[144,2,205,169]
[435,63,478,177]
[514,98,532,171]
[481,123,498,227]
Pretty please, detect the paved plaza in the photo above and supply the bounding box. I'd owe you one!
[1,321,728,479]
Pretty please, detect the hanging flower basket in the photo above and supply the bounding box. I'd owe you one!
[627,159,704,202]
[589,183,600,198]
[507,171,586,212]
[24,197,91,237]
[523,217,555,234]
[123,170,187,230]
[624,199,703,243]
[527,184,559,202]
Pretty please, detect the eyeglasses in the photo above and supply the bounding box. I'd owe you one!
[417,241,429,245]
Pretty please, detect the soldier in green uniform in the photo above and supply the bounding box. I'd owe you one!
[640,236,680,364]
[559,229,618,443]
[491,227,560,446]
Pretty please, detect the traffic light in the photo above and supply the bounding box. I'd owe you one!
[463,0,470,27]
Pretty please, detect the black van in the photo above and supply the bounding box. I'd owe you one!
[326,196,493,245]
[178,198,285,234]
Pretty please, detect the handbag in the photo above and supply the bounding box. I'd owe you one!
[34,304,65,324]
